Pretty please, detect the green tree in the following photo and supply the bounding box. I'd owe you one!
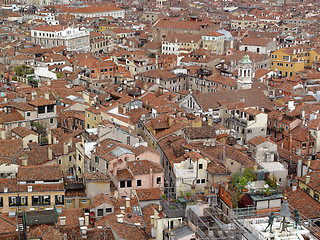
[243,168,256,182]
[14,65,23,76]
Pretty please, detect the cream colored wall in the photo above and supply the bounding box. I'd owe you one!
[0,191,65,213]
[21,134,38,148]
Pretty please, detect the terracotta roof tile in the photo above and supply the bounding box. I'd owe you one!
[127,160,163,175]
[28,96,55,107]
[116,169,134,180]
[17,165,63,181]
[11,126,38,138]
[135,188,162,201]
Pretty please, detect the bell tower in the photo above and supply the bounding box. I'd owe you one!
[237,55,253,90]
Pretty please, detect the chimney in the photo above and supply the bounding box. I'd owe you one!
[116,214,124,223]
[113,163,117,176]
[120,206,125,214]
[80,226,87,239]
[292,183,297,192]
[79,217,85,227]
[60,216,66,226]
[307,158,311,168]
[297,159,302,178]
[53,136,57,144]
[63,142,68,155]
[125,198,130,208]
[150,215,155,226]
[48,147,53,160]
[306,175,310,184]
[44,92,50,100]
[149,167,153,187]
[47,130,52,145]
[289,134,293,152]
[21,154,28,166]
[84,213,89,226]
[1,128,6,140]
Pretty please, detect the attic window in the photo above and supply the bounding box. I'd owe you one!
[106,208,112,213]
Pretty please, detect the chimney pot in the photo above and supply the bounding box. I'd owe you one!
[79,217,85,226]
[48,147,53,160]
[21,154,28,166]
[125,198,130,208]
[63,142,68,155]
[116,214,124,223]
[306,175,311,184]
[120,206,125,214]
[60,216,66,226]
[84,213,89,226]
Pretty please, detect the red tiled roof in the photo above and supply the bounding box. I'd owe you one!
[11,126,38,138]
[17,165,63,181]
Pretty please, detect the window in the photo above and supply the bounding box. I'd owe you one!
[201,179,206,183]
[38,106,45,114]
[27,112,30,117]
[95,156,99,164]
[81,199,87,203]
[42,195,51,205]
[157,177,161,184]
[106,208,112,213]
[55,195,64,205]
[137,179,142,187]
[127,136,130,145]
[127,180,132,188]
[199,164,203,170]
[66,200,72,204]
[47,105,54,113]
[0,197,2,207]
[19,196,27,206]
[9,196,18,207]
[105,162,108,169]
[50,118,54,124]
[196,179,201,184]
[120,181,125,188]
[69,156,72,161]
[32,196,40,206]
[97,209,103,216]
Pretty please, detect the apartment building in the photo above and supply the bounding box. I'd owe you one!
[161,34,201,55]
[55,4,125,19]
[31,25,90,52]
[201,31,225,54]
[270,47,320,77]
[0,165,65,213]
[220,106,268,144]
